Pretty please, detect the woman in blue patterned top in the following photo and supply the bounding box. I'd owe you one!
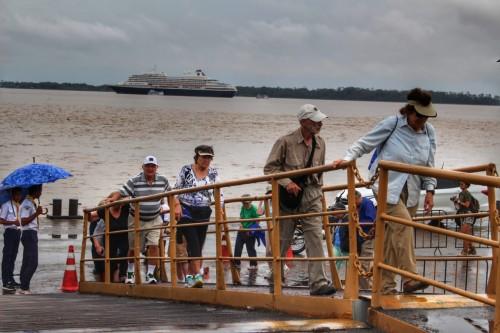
[175,145,223,288]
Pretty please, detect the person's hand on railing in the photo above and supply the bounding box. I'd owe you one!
[102,197,114,205]
[332,159,348,169]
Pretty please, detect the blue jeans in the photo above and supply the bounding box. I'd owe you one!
[2,228,21,285]
[20,230,38,291]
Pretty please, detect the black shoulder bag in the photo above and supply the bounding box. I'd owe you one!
[279,137,317,211]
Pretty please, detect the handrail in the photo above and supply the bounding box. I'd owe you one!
[382,213,499,248]
[371,160,499,329]
[80,159,499,325]
[378,161,500,187]
[83,162,351,213]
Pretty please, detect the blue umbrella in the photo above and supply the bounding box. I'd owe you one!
[1,163,72,190]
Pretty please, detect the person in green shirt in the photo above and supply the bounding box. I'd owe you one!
[234,194,262,270]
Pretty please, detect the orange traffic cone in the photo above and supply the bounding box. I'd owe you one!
[61,245,79,292]
[221,234,230,264]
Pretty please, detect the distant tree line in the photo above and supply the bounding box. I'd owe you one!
[0,81,111,92]
[1,81,498,105]
[236,86,500,105]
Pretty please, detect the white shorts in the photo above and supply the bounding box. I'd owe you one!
[127,214,163,250]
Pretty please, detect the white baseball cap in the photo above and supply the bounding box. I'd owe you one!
[297,104,328,122]
[143,155,158,166]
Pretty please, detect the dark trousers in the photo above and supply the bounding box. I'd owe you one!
[20,230,38,291]
[109,234,128,278]
[180,220,208,258]
[91,247,104,275]
[234,231,257,267]
[2,228,21,285]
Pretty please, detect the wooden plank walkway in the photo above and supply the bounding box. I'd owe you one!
[0,293,371,332]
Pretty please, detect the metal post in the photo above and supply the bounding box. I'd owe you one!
[104,207,110,284]
[264,197,273,279]
[134,201,142,284]
[371,168,388,308]
[486,165,499,332]
[69,199,79,217]
[52,199,62,217]
[80,212,88,283]
[222,205,240,285]
[487,164,498,295]
[344,166,359,299]
[214,187,226,290]
[271,179,282,296]
[168,195,178,287]
[158,220,168,283]
[321,195,342,289]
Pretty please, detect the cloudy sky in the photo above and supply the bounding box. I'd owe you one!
[1,0,499,94]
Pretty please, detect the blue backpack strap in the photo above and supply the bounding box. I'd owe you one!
[368,115,399,171]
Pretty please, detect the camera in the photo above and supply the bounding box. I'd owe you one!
[450,195,458,202]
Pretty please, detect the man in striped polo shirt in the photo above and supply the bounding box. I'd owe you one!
[107,155,177,284]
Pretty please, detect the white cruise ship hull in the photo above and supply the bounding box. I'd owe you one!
[108,85,236,98]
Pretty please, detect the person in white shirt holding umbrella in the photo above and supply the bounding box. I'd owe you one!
[0,187,23,293]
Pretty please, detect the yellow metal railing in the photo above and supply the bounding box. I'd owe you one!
[370,161,499,330]
[80,161,499,323]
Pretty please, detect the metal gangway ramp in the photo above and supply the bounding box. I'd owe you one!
[79,161,500,333]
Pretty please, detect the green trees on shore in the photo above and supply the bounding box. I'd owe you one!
[0,81,110,92]
[236,86,500,105]
[1,81,498,105]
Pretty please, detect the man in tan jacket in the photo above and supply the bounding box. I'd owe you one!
[264,104,336,296]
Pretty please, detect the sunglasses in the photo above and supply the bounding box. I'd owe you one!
[415,112,428,120]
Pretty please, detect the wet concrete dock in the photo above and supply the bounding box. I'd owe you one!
[0,293,372,332]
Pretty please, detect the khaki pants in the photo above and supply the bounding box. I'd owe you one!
[381,200,418,293]
[359,239,374,290]
[280,184,328,291]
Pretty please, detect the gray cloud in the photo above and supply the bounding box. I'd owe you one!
[1,0,499,94]
[11,15,129,43]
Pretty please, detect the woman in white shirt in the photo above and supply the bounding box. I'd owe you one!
[18,185,45,294]
[333,88,437,295]
[0,187,23,292]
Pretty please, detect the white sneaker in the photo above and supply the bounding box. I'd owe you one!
[125,272,135,284]
[145,273,157,284]
[185,275,195,288]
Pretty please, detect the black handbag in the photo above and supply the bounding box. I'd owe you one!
[180,203,212,222]
[279,137,317,211]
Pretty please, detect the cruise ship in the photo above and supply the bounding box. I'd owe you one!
[108,69,237,97]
